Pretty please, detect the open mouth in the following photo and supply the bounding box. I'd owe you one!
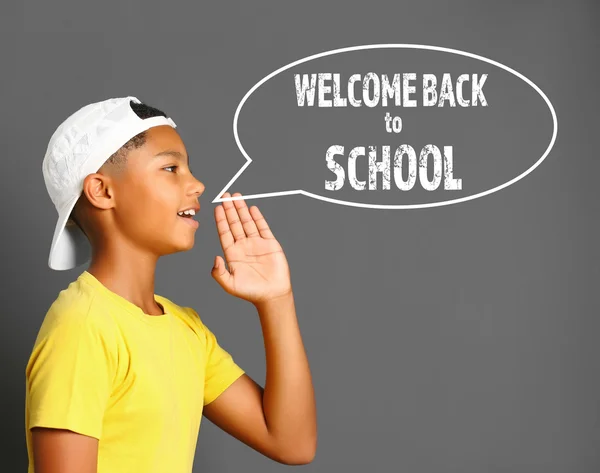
[177,209,199,228]
[177,210,196,219]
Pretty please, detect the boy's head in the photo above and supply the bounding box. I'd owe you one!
[43,96,205,271]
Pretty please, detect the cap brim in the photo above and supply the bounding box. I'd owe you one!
[48,195,91,271]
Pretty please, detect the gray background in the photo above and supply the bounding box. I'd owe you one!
[2,1,598,472]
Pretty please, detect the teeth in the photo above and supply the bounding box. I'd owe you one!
[178,209,196,216]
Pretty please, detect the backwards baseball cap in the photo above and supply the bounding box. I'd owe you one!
[42,96,177,271]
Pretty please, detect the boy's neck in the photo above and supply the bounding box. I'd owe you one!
[86,259,164,316]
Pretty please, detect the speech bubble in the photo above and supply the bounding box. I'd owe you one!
[213,44,558,209]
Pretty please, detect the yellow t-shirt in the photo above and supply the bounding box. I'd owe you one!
[25,270,245,473]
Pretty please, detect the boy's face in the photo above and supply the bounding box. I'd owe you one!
[105,125,205,255]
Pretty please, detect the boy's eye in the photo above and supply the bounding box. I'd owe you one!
[164,166,178,173]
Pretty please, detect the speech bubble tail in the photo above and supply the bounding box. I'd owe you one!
[212,190,304,203]
[212,159,252,203]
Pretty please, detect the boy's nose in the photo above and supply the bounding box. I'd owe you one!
[191,178,205,196]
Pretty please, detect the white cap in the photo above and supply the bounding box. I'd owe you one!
[42,96,177,271]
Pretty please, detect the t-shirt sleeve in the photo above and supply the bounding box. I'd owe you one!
[199,317,245,406]
[26,311,116,440]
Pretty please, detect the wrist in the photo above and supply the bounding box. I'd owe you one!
[253,290,294,311]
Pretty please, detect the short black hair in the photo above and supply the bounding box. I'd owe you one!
[69,99,168,232]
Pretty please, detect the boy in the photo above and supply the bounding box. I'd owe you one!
[25,96,317,473]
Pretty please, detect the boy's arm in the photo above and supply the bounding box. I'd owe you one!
[26,310,116,473]
[31,428,99,473]
[206,193,317,465]
[202,292,317,466]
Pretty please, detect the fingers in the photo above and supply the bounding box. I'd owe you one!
[221,192,246,241]
[232,193,260,238]
[211,255,234,291]
[215,192,274,243]
[214,205,235,252]
[249,205,275,239]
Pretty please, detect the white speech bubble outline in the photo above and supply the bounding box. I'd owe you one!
[213,43,558,209]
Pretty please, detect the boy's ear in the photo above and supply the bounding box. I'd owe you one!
[82,173,116,211]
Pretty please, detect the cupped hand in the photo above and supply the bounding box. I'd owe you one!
[211,192,292,305]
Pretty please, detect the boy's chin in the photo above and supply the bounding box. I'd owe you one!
[171,237,196,253]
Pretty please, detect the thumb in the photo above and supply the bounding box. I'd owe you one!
[211,256,233,291]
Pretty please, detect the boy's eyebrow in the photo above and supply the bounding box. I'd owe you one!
[154,150,190,166]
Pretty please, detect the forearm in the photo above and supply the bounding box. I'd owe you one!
[254,291,317,459]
